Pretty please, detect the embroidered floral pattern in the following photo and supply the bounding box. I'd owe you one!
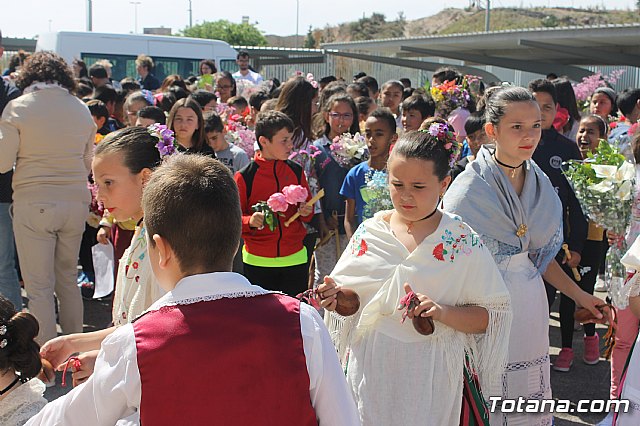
[433,225,483,262]
[351,226,368,257]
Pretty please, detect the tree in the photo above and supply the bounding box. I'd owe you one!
[181,20,267,46]
[304,26,316,48]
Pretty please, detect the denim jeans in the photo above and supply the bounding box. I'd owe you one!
[0,203,22,310]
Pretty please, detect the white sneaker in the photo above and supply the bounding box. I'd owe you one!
[594,275,607,292]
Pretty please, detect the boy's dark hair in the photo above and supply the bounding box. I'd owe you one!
[399,78,412,88]
[189,90,216,110]
[401,94,436,120]
[347,82,369,98]
[143,155,241,273]
[381,80,404,93]
[120,77,141,94]
[356,76,379,95]
[616,88,640,117]
[249,90,270,110]
[203,112,224,133]
[319,75,337,86]
[464,112,486,136]
[88,64,108,79]
[237,50,250,60]
[255,111,294,149]
[528,78,558,105]
[228,96,249,112]
[368,107,396,134]
[137,106,166,125]
[432,67,462,85]
[355,96,375,117]
[95,127,162,173]
[0,296,42,381]
[76,83,94,99]
[93,84,118,104]
[353,72,367,81]
[86,99,109,120]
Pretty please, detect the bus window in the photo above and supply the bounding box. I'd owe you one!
[81,53,200,82]
[219,59,237,73]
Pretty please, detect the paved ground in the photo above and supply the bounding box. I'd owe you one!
[39,289,616,425]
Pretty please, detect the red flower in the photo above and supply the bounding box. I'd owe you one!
[132,262,139,269]
[357,240,368,257]
[433,243,445,261]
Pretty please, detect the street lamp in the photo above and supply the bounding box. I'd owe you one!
[295,0,299,49]
[130,1,141,34]
[87,0,93,31]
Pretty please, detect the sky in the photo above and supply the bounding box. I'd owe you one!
[3,0,636,39]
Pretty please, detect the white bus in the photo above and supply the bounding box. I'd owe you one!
[36,31,238,81]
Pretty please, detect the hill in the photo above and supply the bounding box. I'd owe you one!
[266,7,640,47]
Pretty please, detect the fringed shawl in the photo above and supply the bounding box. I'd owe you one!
[443,146,563,275]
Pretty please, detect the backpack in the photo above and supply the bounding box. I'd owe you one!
[238,160,303,201]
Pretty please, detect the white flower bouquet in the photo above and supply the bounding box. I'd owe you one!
[563,140,636,307]
[330,132,369,169]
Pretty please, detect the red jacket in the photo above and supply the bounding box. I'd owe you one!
[234,155,313,258]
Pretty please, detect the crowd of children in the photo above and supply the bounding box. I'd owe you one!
[1,43,640,425]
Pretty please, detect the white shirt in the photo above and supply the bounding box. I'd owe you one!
[232,70,263,85]
[27,272,360,426]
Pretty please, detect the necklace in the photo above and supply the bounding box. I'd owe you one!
[493,155,525,178]
[0,376,19,396]
[406,204,439,234]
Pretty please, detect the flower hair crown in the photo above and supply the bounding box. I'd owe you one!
[147,124,177,158]
[422,123,459,169]
[0,324,7,349]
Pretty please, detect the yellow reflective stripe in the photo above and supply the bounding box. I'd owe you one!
[242,247,307,267]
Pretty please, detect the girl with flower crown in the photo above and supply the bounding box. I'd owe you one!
[318,127,512,426]
[39,127,175,403]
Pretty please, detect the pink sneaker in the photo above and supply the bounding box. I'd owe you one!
[553,348,574,372]
[584,334,600,365]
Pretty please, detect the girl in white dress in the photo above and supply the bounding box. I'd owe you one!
[0,295,47,425]
[444,86,610,425]
[318,126,512,426]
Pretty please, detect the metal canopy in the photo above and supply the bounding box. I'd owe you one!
[518,39,640,67]
[321,24,640,78]
[399,45,592,81]
[326,50,501,82]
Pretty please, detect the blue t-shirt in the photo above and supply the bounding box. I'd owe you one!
[340,162,392,226]
[340,162,370,226]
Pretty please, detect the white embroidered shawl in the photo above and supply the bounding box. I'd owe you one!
[326,211,512,393]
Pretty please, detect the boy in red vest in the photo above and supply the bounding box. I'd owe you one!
[27,155,359,426]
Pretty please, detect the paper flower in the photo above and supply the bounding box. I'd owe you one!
[147,124,177,158]
[282,185,308,205]
[267,193,288,213]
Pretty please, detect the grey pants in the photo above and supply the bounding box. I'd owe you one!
[12,200,88,344]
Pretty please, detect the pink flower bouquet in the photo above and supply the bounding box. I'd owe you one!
[251,185,309,231]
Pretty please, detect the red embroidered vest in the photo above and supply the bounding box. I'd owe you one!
[133,293,318,426]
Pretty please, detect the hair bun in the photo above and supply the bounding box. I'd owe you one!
[6,312,42,380]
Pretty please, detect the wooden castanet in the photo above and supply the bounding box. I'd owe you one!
[335,288,360,317]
